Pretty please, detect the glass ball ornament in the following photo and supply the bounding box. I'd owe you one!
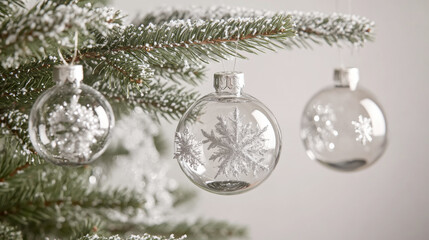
[29,65,115,166]
[300,67,387,171]
[174,71,281,195]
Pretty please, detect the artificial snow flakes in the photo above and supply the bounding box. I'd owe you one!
[47,97,105,161]
[175,71,281,195]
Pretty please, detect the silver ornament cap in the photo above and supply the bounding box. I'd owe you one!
[334,67,359,91]
[214,71,245,95]
[53,65,84,85]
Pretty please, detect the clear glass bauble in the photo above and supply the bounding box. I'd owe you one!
[300,68,387,171]
[175,72,281,195]
[29,65,114,166]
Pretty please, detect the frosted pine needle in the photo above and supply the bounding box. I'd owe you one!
[1,2,122,68]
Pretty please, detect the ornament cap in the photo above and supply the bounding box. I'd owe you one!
[214,71,245,95]
[53,65,84,85]
[334,67,359,90]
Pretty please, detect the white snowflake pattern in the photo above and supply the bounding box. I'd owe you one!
[351,115,373,145]
[304,104,338,151]
[47,95,105,162]
[174,127,203,170]
[201,107,268,178]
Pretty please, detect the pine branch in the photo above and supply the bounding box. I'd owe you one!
[49,0,110,6]
[152,63,206,86]
[0,140,30,182]
[102,218,246,240]
[143,219,247,240]
[137,6,283,25]
[0,1,123,68]
[86,51,155,87]
[70,217,103,239]
[0,0,24,21]
[0,222,23,240]
[137,6,374,47]
[0,58,57,112]
[91,79,200,122]
[79,233,186,240]
[77,13,294,67]
[0,126,194,238]
[0,112,40,164]
[0,156,147,238]
[0,165,143,215]
[171,187,196,208]
[289,11,374,47]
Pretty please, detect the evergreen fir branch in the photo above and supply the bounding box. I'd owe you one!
[0,165,143,215]
[0,57,57,110]
[3,204,102,239]
[49,0,112,7]
[143,219,247,240]
[70,217,103,240]
[86,52,154,89]
[170,187,196,208]
[0,1,123,68]
[71,12,294,69]
[0,63,54,113]
[137,6,374,47]
[103,219,245,240]
[0,156,147,238]
[136,6,280,25]
[152,63,205,86]
[0,222,23,240]
[0,138,30,182]
[0,111,40,164]
[0,0,24,21]
[290,11,374,47]
[0,164,89,211]
[92,80,199,122]
[79,233,186,240]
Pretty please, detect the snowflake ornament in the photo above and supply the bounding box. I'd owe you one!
[201,107,269,178]
[174,127,203,170]
[47,95,105,161]
[351,115,373,145]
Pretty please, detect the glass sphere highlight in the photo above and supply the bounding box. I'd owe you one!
[175,72,282,195]
[301,68,387,171]
[29,65,114,166]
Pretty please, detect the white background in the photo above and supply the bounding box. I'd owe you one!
[112,0,429,239]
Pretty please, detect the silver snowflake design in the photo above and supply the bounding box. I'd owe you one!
[351,115,373,145]
[304,104,338,151]
[47,95,105,161]
[201,107,269,178]
[174,127,203,170]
